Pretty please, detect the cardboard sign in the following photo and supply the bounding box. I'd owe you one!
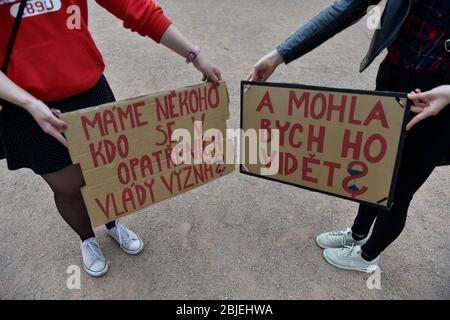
[240,82,410,209]
[62,82,234,226]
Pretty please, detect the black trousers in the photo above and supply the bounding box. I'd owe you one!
[351,58,450,259]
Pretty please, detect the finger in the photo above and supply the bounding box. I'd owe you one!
[408,92,418,100]
[244,73,254,92]
[406,111,430,131]
[408,91,431,101]
[409,91,418,99]
[46,125,68,147]
[205,70,219,85]
[54,132,68,148]
[48,115,68,131]
[51,108,62,118]
[246,71,256,82]
[414,89,430,104]
[410,106,424,113]
[410,99,428,107]
[408,91,418,104]
[209,73,220,85]
[248,69,263,82]
[215,68,222,81]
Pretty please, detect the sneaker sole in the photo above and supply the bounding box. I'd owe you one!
[107,232,145,255]
[83,262,109,278]
[323,250,377,273]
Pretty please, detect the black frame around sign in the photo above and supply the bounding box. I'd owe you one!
[239,81,411,210]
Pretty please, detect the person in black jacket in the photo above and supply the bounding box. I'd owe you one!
[247,0,450,272]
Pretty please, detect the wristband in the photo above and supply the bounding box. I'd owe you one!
[186,46,200,64]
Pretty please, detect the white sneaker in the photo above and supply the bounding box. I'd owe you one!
[106,220,144,255]
[316,227,368,249]
[323,245,379,273]
[80,237,108,277]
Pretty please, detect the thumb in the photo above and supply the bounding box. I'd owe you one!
[246,71,255,82]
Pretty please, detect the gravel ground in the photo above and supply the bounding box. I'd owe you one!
[0,0,449,299]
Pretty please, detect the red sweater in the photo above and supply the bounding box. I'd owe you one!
[0,0,172,101]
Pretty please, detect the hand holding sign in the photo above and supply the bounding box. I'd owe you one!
[407,85,450,131]
[26,100,68,147]
[193,53,223,85]
[246,50,285,82]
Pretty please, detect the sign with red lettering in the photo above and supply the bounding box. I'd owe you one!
[240,82,410,209]
[62,82,234,226]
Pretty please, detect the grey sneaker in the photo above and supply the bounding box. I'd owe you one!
[316,227,367,249]
[323,245,379,273]
[80,237,108,277]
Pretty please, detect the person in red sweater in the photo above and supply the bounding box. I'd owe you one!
[0,0,222,277]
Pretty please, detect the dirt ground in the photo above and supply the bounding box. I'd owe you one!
[1,0,449,300]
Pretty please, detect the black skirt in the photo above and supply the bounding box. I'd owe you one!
[0,75,116,175]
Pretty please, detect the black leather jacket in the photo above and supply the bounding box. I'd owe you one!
[277,0,419,72]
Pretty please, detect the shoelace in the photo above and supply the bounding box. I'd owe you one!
[329,230,345,238]
[116,221,133,246]
[83,240,104,263]
[329,230,349,245]
[338,245,356,257]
